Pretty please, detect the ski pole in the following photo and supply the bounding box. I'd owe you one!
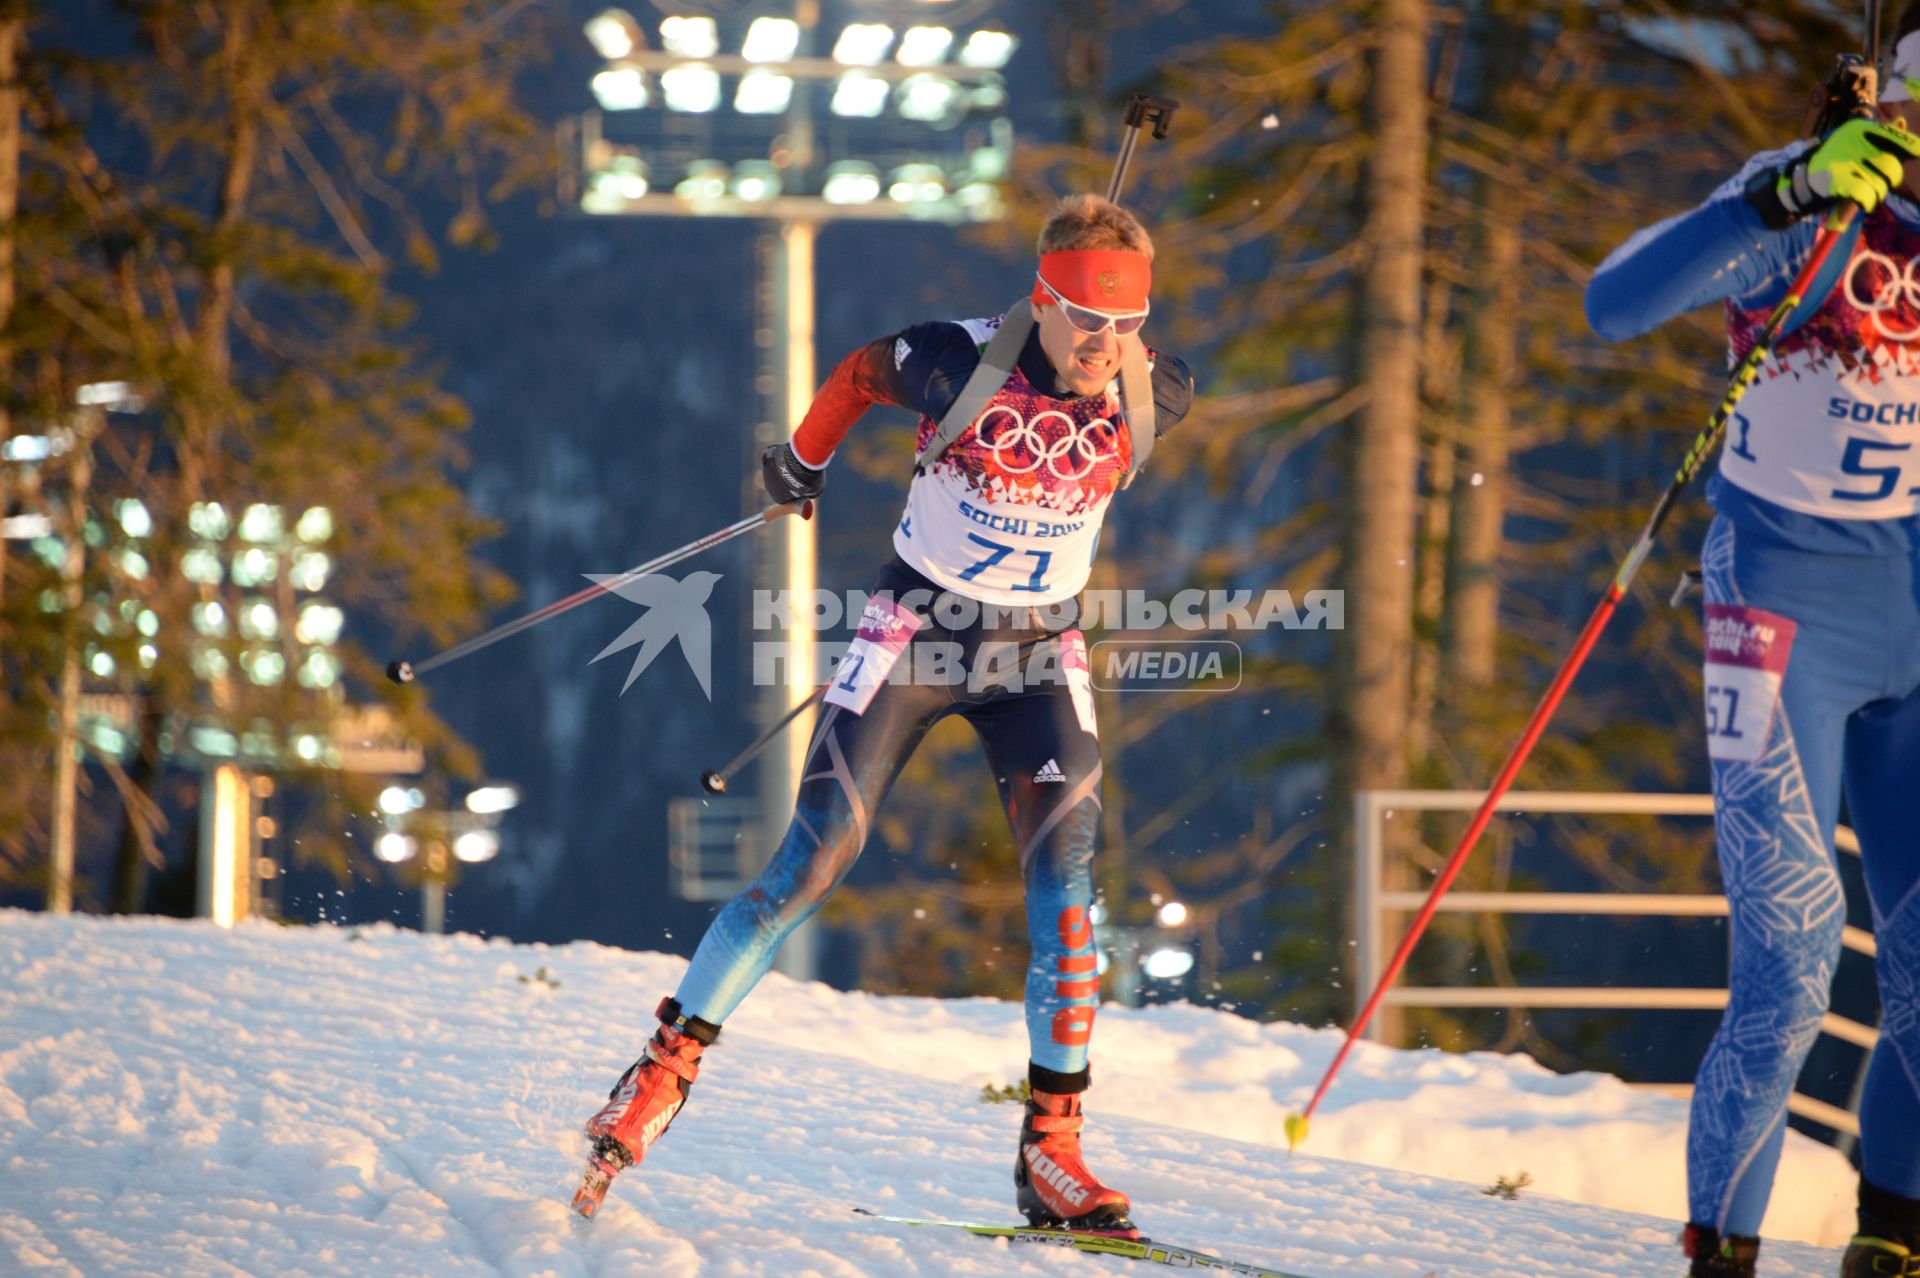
[386,500,814,684]
[1283,202,1861,1152]
[1107,92,1179,202]
[700,682,830,794]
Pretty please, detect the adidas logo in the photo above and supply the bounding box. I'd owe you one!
[1024,1147,1091,1208]
[1034,759,1067,783]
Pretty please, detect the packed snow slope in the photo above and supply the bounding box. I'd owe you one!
[0,912,1852,1277]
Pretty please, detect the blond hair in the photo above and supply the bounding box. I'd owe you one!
[1036,194,1154,259]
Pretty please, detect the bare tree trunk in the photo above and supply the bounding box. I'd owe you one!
[109,696,164,913]
[1447,196,1516,689]
[49,411,100,913]
[1409,274,1458,763]
[1340,0,1428,798]
[0,11,21,614]
[1334,0,1428,1044]
[1042,0,1115,151]
[198,7,257,381]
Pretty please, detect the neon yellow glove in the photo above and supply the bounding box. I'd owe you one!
[1764,118,1920,225]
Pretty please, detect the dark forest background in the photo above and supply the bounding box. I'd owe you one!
[0,0,1883,1151]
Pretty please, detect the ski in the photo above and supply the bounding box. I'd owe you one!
[852,1207,1319,1277]
[568,1138,630,1220]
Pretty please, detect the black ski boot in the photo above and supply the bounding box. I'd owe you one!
[1843,1237,1920,1276]
[1683,1223,1759,1277]
[1845,1180,1920,1275]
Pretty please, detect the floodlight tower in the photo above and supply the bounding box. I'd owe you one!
[569,2,1014,981]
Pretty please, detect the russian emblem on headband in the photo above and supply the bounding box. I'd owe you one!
[1097,269,1120,296]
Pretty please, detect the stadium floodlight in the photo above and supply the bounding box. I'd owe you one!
[590,65,648,111]
[452,829,501,863]
[583,154,647,212]
[238,503,282,543]
[734,68,795,115]
[956,29,1015,68]
[117,499,152,538]
[731,160,784,201]
[832,22,894,65]
[231,546,273,588]
[465,785,521,815]
[245,648,286,686]
[1143,947,1195,980]
[821,160,881,204]
[76,381,143,411]
[969,132,1011,180]
[741,15,800,63]
[188,501,230,539]
[239,598,279,641]
[375,831,417,863]
[584,8,642,60]
[295,506,333,543]
[895,73,960,123]
[659,14,719,58]
[660,64,722,113]
[675,160,730,201]
[379,785,414,816]
[289,548,330,592]
[2,434,53,462]
[297,649,339,689]
[295,602,344,646]
[181,549,221,584]
[830,70,889,118]
[887,163,946,204]
[896,26,953,67]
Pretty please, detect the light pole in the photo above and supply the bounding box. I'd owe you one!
[569,3,1013,981]
[375,782,519,934]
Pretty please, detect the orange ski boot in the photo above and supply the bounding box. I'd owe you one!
[572,998,719,1219]
[1013,1064,1137,1237]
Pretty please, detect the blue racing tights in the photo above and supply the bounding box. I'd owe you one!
[673,557,1105,1074]
[1692,515,1920,1235]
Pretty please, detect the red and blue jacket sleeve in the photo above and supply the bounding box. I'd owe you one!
[789,322,985,467]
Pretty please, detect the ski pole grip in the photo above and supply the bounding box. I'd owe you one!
[1122,93,1179,139]
[1107,94,1181,203]
[763,499,815,522]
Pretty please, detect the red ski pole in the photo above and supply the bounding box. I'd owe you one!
[1283,202,1860,1151]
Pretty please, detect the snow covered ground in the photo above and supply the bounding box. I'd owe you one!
[0,911,1852,1277]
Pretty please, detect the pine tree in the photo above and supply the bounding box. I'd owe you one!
[1,0,547,905]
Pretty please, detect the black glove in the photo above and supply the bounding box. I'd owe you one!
[761,441,826,505]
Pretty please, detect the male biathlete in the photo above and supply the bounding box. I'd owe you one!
[1586,17,1920,1278]
[572,194,1194,1231]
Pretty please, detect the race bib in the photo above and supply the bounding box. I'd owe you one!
[1062,630,1097,738]
[824,595,923,716]
[1701,603,1796,764]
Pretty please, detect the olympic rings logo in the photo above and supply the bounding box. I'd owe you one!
[1844,249,1920,341]
[973,404,1120,481]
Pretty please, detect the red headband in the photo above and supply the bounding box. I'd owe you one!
[1031,249,1151,312]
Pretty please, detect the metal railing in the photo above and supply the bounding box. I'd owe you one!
[1353,789,1876,1140]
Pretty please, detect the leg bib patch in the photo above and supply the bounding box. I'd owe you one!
[826,595,924,716]
[1702,603,1797,764]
